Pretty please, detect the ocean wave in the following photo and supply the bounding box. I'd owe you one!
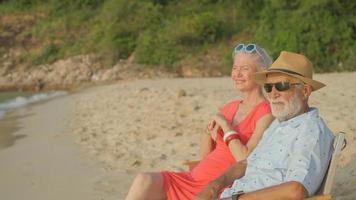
[0,91,67,119]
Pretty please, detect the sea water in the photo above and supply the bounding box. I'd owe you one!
[0,91,67,119]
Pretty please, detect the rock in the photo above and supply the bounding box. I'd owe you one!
[0,77,9,84]
[2,60,13,69]
[101,70,114,81]
[190,143,198,147]
[138,87,149,93]
[174,132,183,137]
[160,154,167,160]
[195,106,201,111]
[91,74,100,81]
[180,65,206,77]
[0,52,179,91]
[177,89,187,98]
[0,67,9,76]
[131,160,141,167]
[34,79,45,91]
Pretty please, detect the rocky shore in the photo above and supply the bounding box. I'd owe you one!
[0,54,180,92]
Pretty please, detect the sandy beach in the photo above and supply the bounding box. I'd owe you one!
[0,93,121,200]
[1,72,355,199]
[70,72,356,199]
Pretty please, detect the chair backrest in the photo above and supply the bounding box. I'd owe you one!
[317,132,346,195]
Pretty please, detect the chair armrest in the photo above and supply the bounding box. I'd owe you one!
[182,160,200,170]
[305,194,331,200]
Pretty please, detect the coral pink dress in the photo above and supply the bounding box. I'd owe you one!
[161,100,271,200]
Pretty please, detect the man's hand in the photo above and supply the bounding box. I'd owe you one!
[197,160,248,200]
[196,181,220,200]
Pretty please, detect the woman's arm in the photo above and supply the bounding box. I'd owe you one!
[200,133,214,158]
[200,119,220,158]
[228,114,273,161]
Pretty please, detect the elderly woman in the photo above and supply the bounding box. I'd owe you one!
[125,44,274,200]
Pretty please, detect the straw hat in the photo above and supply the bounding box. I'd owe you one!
[253,51,325,91]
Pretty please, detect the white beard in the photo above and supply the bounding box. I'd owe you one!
[270,91,303,121]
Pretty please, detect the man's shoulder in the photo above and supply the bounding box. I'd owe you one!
[298,108,334,140]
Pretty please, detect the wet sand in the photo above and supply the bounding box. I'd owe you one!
[0,114,22,150]
[0,94,122,200]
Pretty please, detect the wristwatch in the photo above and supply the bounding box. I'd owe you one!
[231,191,245,200]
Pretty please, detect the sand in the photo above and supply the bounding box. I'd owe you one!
[69,72,356,199]
[0,72,355,200]
[0,94,121,200]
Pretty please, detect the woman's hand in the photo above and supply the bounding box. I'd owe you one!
[206,120,219,141]
[212,114,234,133]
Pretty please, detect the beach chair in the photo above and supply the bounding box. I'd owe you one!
[305,132,346,200]
[183,132,347,200]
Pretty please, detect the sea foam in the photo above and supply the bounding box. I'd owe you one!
[0,91,67,119]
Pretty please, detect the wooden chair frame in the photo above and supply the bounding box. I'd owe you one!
[305,132,346,200]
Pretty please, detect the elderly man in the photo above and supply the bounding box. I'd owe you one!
[197,51,334,200]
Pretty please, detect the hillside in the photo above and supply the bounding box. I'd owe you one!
[0,0,355,89]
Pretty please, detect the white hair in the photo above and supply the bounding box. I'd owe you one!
[254,46,273,70]
[233,45,273,70]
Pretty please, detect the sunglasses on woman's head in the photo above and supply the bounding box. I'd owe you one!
[234,43,257,54]
[233,43,269,68]
[263,81,302,93]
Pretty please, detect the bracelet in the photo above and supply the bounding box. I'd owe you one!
[223,130,237,142]
[232,191,245,200]
[225,134,240,146]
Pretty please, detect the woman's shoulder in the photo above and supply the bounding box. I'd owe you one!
[257,100,271,110]
[253,100,272,118]
[222,99,241,110]
[224,99,241,107]
[220,99,241,115]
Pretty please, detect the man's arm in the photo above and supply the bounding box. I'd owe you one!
[196,160,247,200]
[235,181,306,200]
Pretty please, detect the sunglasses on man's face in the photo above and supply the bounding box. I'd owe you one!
[263,81,302,93]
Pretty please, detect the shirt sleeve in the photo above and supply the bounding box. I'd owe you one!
[284,122,332,196]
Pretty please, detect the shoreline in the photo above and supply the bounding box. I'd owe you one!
[0,91,68,121]
[0,91,125,200]
[0,111,22,150]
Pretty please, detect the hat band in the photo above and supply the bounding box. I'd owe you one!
[268,68,305,77]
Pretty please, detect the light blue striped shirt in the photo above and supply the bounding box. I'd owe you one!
[221,108,334,198]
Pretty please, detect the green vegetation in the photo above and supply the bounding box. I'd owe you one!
[0,0,355,73]
[256,0,355,72]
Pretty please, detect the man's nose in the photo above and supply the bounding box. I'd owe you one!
[269,86,280,98]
